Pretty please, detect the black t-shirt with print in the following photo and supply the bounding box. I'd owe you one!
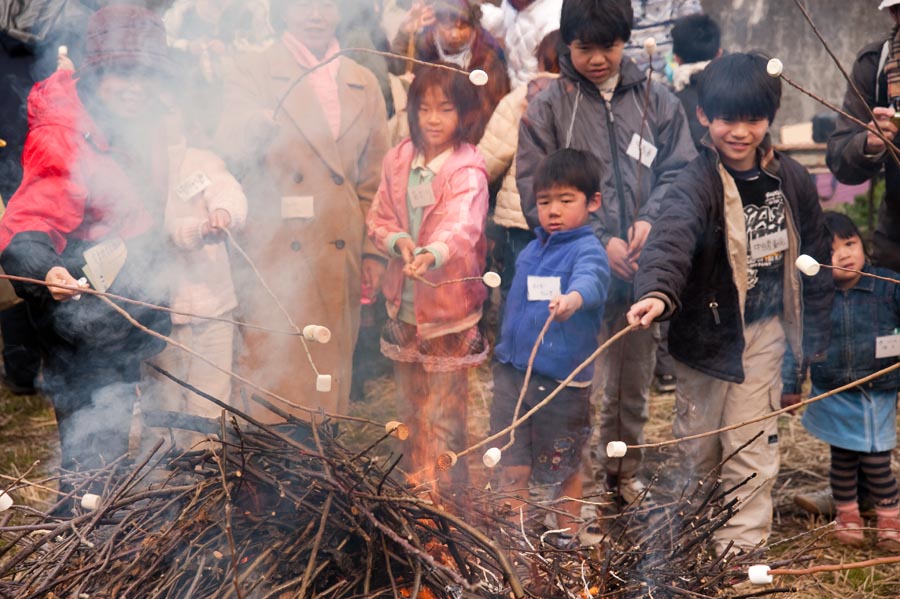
[727,165,787,325]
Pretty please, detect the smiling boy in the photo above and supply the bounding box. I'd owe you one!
[492,149,610,542]
[626,53,834,555]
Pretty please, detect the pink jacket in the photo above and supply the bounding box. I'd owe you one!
[367,139,488,339]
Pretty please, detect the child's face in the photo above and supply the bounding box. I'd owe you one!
[697,110,770,171]
[831,233,865,288]
[535,184,601,233]
[417,86,459,157]
[568,39,625,86]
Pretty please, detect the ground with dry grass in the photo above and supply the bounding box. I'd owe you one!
[3,365,900,596]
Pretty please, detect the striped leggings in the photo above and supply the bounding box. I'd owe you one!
[831,446,899,507]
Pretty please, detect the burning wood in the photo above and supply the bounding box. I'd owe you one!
[0,413,792,599]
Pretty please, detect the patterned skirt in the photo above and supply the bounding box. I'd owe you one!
[380,319,489,373]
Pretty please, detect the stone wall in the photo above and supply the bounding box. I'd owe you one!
[701,0,889,136]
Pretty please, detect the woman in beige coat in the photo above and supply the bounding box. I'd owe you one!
[217,0,389,424]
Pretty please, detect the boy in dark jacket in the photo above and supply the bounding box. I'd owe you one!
[627,53,834,555]
[493,149,610,540]
[516,0,697,503]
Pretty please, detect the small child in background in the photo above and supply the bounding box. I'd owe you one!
[366,64,489,498]
[149,64,247,449]
[786,212,900,550]
[477,30,561,319]
[670,13,722,150]
[491,149,609,542]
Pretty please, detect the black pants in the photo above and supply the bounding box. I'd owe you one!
[0,302,41,389]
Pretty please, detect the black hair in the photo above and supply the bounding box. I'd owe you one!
[824,211,866,251]
[533,149,602,200]
[671,14,721,64]
[560,0,632,47]
[535,29,562,73]
[697,52,781,122]
[407,63,481,147]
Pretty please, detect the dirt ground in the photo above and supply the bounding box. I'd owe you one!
[3,364,900,596]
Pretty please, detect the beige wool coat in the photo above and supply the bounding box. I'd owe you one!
[217,41,389,423]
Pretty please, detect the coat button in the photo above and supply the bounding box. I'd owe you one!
[331,172,344,185]
[293,172,304,184]
[290,240,301,252]
[333,239,346,249]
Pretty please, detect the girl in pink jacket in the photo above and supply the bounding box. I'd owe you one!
[367,65,489,498]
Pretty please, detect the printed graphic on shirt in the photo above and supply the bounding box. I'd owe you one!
[745,190,787,290]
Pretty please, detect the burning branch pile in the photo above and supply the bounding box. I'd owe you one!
[0,413,795,599]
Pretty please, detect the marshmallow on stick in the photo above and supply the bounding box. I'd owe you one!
[766,58,784,78]
[795,254,821,276]
[468,69,489,86]
[482,447,502,468]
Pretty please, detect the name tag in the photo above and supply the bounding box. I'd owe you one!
[527,276,561,301]
[408,183,436,208]
[626,133,658,168]
[876,333,900,359]
[82,237,128,293]
[281,196,315,219]
[749,229,789,260]
[175,171,211,201]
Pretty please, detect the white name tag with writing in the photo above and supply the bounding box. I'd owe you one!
[876,334,900,359]
[749,229,789,260]
[175,171,212,202]
[281,196,315,219]
[626,133,658,168]
[408,183,436,209]
[527,276,561,301]
[82,237,128,293]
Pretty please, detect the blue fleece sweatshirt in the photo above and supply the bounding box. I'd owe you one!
[495,225,610,382]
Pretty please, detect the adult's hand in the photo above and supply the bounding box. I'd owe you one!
[864,107,898,155]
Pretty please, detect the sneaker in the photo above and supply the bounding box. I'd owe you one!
[795,488,835,518]
[795,488,877,519]
[655,374,676,393]
[876,515,900,551]
[833,511,866,547]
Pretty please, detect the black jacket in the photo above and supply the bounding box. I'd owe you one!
[633,141,834,383]
[827,37,900,270]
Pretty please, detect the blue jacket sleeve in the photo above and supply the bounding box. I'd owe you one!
[565,241,610,312]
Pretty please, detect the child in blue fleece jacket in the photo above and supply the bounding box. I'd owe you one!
[491,149,610,538]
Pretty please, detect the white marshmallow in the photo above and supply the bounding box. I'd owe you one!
[468,69,489,86]
[795,254,821,276]
[748,564,773,585]
[482,447,502,468]
[766,58,784,78]
[302,325,332,344]
[0,492,13,512]
[606,441,628,458]
[385,420,409,440]
[643,37,657,56]
[316,374,332,392]
[81,493,101,511]
[482,272,502,288]
[58,45,68,57]
[73,276,88,301]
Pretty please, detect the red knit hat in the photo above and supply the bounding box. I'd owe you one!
[81,5,172,74]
